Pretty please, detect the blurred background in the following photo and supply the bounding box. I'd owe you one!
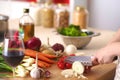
[0,0,120,31]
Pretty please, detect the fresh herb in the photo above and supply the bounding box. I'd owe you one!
[58,24,88,36]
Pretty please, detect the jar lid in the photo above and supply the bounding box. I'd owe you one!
[23,8,29,13]
[75,6,85,11]
[0,14,9,21]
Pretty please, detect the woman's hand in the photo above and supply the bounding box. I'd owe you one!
[92,42,120,65]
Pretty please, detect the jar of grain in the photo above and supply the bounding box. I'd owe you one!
[72,6,88,29]
[54,4,69,28]
[41,3,54,28]
[30,3,43,26]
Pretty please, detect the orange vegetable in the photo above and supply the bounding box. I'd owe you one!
[24,49,56,64]
[39,52,57,59]
[37,60,51,68]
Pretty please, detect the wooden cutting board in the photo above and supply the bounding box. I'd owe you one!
[0,63,116,80]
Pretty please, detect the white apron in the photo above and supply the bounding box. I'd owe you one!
[114,57,120,80]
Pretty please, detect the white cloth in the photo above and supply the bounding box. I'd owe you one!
[114,57,120,80]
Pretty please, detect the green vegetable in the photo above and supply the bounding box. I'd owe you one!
[0,74,11,78]
[0,47,12,72]
[80,32,88,36]
[0,55,4,62]
[0,63,12,72]
[0,47,2,55]
[58,24,88,36]
[85,31,94,35]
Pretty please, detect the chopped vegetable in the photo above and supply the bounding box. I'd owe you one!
[61,69,74,78]
[15,65,29,77]
[72,61,84,74]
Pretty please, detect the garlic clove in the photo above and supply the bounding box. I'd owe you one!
[30,68,41,78]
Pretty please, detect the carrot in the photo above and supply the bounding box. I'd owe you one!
[39,52,57,59]
[37,60,51,68]
[24,49,55,64]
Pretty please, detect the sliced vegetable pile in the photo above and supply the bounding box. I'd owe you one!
[57,24,93,36]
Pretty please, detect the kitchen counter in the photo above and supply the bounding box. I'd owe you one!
[9,19,116,55]
[1,19,116,80]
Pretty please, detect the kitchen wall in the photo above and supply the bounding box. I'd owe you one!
[0,1,29,19]
[0,0,120,31]
[88,0,120,31]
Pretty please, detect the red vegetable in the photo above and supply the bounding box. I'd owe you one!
[26,37,41,50]
[65,63,72,69]
[57,56,72,69]
[57,61,65,69]
[52,43,64,52]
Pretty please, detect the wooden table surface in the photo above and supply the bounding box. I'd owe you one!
[0,19,117,80]
[0,63,116,80]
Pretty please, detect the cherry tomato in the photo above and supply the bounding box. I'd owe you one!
[57,61,65,69]
[69,54,75,56]
[58,56,67,63]
[65,63,72,69]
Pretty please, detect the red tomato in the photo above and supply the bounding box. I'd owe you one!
[59,56,67,62]
[69,54,75,56]
[57,61,65,69]
[65,63,72,69]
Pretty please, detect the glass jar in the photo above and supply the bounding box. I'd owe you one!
[72,6,88,29]
[40,3,54,28]
[30,3,43,26]
[54,4,69,28]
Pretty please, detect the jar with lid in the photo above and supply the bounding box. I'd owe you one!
[40,3,54,28]
[30,3,43,26]
[54,4,69,28]
[19,8,34,42]
[72,6,88,29]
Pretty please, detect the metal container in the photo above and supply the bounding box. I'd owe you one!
[0,14,9,42]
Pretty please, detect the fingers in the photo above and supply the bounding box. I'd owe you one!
[91,56,99,66]
[99,58,104,64]
[91,56,105,66]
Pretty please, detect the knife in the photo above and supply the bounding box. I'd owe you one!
[64,56,92,66]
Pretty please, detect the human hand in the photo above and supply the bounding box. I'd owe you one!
[92,42,120,65]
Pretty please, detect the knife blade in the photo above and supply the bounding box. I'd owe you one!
[64,56,92,66]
